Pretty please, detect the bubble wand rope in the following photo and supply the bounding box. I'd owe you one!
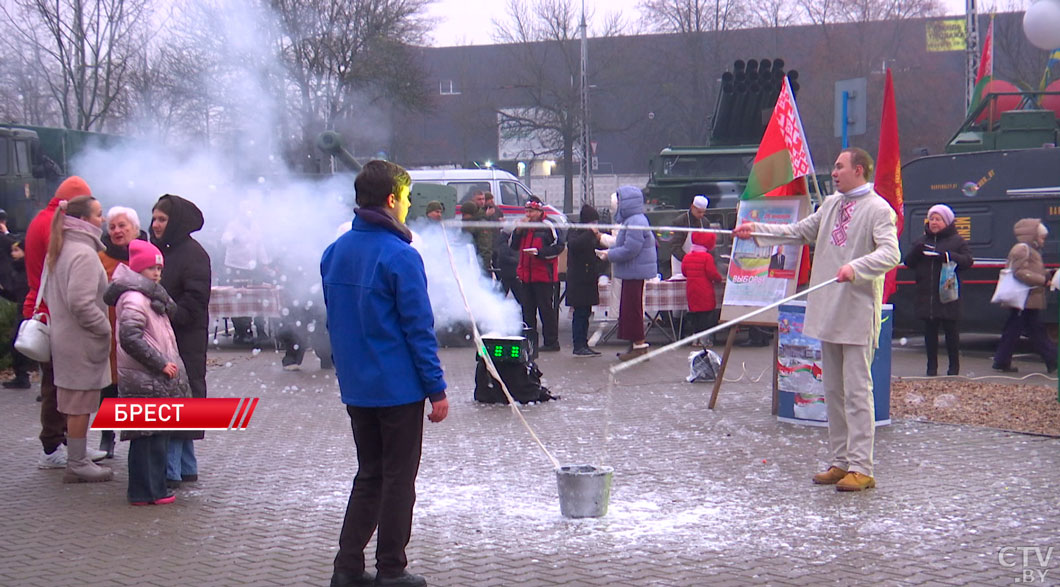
[450,219,779,239]
[609,277,840,376]
[439,228,561,470]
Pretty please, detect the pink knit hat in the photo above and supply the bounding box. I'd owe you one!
[128,240,164,273]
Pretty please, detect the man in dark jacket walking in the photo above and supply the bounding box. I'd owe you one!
[323,160,448,587]
[510,196,565,352]
[150,194,211,487]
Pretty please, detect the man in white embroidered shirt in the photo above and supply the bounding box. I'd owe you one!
[733,147,899,492]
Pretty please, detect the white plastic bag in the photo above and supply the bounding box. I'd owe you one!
[990,269,1030,310]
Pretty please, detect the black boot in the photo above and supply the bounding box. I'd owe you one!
[2,376,31,389]
[99,431,115,459]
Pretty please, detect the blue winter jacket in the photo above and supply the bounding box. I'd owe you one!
[607,185,658,280]
[321,210,447,407]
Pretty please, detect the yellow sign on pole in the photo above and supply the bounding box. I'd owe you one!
[926,19,967,52]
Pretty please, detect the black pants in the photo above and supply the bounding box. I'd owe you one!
[519,281,559,348]
[923,318,960,374]
[39,361,66,453]
[685,310,719,340]
[335,401,425,578]
[571,306,591,349]
[995,309,1057,369]
[128,434,169,503]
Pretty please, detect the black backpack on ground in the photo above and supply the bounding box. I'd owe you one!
[474,356,557,404]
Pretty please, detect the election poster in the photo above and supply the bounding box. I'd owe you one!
[724,198,801,307]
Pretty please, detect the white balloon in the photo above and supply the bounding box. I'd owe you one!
[1024,0,1060,51]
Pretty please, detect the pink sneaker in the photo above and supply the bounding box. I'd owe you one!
[131,494,176,506]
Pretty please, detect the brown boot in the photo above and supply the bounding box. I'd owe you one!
[812,466,848,485]
[62,438,114,483]
[836,471,876,492]
[617,345,649,362]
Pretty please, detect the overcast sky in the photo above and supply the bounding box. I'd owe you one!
[424,0,1002,47]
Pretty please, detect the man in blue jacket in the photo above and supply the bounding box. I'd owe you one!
[322,160,449,587]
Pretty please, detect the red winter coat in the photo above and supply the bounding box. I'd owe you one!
[681,232,723,312]
[510,220,564,283]
[23,198,63,319]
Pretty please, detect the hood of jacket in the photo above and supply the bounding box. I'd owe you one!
[691,231,716,250]
[1013,218,1043,248]
[614,185,645,223]
[62,214,105,252]
[579,204,600,224]
[103,263,173,310]
[151,194,204,249]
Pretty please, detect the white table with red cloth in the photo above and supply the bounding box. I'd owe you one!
[587,278,688,342]
[209,286,284,338]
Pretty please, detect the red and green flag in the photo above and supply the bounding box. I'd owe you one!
[740,76,815,200]
[877,68,904,303]
[968,17,994,115]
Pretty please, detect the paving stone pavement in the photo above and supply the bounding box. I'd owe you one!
[2,336,1058,587]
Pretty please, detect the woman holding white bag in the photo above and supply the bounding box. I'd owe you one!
[992,218,1056,374]
[43,195,114,483]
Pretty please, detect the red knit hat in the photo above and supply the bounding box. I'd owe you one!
[128,240,164,273]
[691,231,716,250]
[54,176,92,201]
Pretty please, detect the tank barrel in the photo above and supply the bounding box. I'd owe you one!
[316,131,362,173]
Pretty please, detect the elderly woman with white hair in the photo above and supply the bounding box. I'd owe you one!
[993,218,1057,374]
[96,206,150,457]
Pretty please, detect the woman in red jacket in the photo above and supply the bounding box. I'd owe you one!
[681,232,724,347]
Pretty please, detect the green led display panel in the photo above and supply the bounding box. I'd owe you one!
[482,339,526,363]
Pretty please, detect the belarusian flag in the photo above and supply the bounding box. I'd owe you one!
[740,76,815,200]
[968,17,993,115]
[877,68,904,303]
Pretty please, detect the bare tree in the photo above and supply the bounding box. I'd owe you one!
[1,0,151,131]
[493,0,624,212]
[270,0,434,171]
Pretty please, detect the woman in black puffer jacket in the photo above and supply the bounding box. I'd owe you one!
[903,204,973,376]
[150,194,211,488]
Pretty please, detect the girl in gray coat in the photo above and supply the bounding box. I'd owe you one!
[43,195,113,483]
[599,185,658,361]
[104,240,191,505]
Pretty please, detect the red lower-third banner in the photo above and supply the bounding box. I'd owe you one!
[92,398,260,431]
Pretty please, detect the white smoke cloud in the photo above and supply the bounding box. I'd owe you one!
[411,222,522,338]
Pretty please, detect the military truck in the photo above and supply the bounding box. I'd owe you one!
[0,124,121,231]
[894,90,1059,335]
[645,59,820,277]
[0,126,53,231]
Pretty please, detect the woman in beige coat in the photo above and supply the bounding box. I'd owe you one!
[43,195,113,483]
[993,218,1056,373]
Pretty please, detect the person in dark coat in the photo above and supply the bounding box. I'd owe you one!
[903,204,973,376]
[150,194,211,488]
[1,233,32,388]
[565,204,604,356]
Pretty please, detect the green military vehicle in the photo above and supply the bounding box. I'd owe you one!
[896,90,1059,335]
[645,59,812,276]
[0,124,120,231]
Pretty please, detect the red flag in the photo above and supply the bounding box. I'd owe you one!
[968,17,994,115]
[876,69,904,303]
[740,77,815,199]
